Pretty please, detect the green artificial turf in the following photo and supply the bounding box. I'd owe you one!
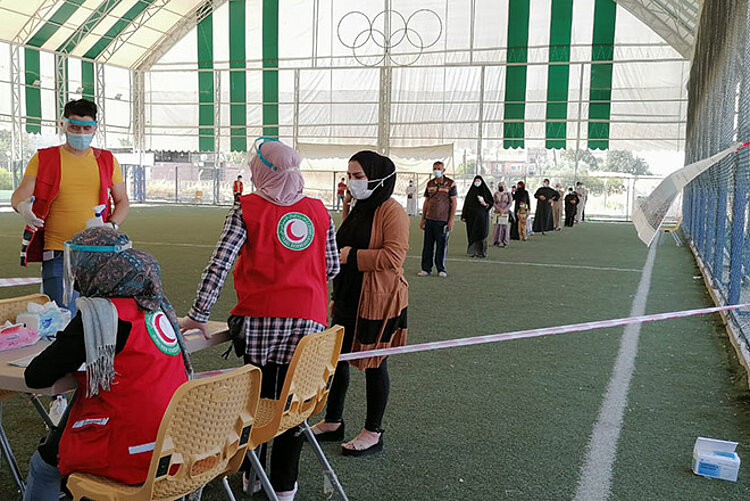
[0,207,747,500]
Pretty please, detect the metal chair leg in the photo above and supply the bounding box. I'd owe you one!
[0,405,26,497]
[220,476,237,501]
[246,448,279,501]
[302,421,349,501]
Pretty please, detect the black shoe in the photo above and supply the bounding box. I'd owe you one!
[342,431,384,457]
[311,420,345,442]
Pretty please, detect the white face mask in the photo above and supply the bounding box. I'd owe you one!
[434,170,443,178]
[348,171,396,200]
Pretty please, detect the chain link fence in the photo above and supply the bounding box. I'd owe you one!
[681,0,750,347]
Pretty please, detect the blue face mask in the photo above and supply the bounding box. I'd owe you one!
[67,132,94,151]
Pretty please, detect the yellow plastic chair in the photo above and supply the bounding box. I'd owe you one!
[245,325,347,501]
[661,216,683,246]
[0,293,50,496]
[67,364,262,501]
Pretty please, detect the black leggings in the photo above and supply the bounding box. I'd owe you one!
[242,360,304,492]
[324,319,390,432]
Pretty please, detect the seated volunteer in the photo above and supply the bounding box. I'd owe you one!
[23,227,191,501]
[11,98,129,314]
[180,138,339,501]
[311,150,409,457]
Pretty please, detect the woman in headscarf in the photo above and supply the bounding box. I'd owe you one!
[23,227,190,501]
[511,180,531,240]
[310,150,409,458]
[461,175,493,258]
[180,138,339,501]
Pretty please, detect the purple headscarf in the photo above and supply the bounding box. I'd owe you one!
[250,139,305,206]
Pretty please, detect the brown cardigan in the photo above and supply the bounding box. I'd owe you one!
[349,197,409,370]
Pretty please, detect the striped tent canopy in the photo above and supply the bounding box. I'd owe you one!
[0,0,701,152]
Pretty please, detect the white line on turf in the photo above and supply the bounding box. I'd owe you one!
[572,235,659,501]
[0,234,639,273]
[405,255,640,273]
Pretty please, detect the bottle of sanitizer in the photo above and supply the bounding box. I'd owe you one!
[85,204,108,228]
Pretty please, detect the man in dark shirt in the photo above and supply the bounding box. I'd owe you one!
[418,161,457,277]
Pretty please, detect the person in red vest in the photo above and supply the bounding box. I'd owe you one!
[233,174,244,202]
[180,138,339,501]
[11,99,130,314]
[23,227,191,501]
[336,177,347,211]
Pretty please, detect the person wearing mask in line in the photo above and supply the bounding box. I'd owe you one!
[418,161,457,277]
[510,181,530,240]
[564,187,580,227]
[532,179,559,235]
[492,181,513,247]
[23,227,190,501]
[575,181,588,223]
[405,179,418,216]
[180,138,339,501]
[11,99,129,315]
[311,151,408,458]
[336,177,347,211]
[461,175,493,258]
[552,182,565,231]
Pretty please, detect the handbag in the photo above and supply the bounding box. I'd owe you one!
[494,213,509,225]
[225,314,247,358]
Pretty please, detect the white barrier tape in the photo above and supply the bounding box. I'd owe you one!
[0,277,42,288]
[338,302,750,362]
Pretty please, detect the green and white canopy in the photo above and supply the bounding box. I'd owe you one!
[0,0,700,153]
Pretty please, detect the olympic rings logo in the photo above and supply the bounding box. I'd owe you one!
[337,9,443,67]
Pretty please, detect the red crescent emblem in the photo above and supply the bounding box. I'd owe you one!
[285,220,305,242]
[154,313,176,344]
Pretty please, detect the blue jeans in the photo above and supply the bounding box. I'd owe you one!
[42,251,78,315]
[421,219,449,273]
[24,451,61,501]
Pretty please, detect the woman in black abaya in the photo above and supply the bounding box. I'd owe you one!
[461,175,493,258]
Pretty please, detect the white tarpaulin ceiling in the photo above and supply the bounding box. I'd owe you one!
[0,0,701,153]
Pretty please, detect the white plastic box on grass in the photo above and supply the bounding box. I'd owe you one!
[692,437,740,482]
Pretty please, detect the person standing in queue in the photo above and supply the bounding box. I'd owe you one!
[311,150,408,458]
[510,181,530,240]
[461,175,493,258]
[418,161,457,277]
[180,138,340,501]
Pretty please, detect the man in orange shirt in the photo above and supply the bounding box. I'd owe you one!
[11,99,129,314]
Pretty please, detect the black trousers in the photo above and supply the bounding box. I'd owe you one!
[421,219,449,274]
[324,319,390,432]
[565,209,576,227]
[242,360,304,492]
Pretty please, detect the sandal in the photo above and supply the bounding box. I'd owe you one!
[310,420,345,442]
[341,430,384,457]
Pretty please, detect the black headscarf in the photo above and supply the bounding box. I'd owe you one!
[514,180,531,211]
[337,150,396,246]
[70,227,192,376]
[462,175,493,215]
[346,150,396,213]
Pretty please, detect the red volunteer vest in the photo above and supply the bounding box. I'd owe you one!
[58,298,187,484]
[231,194,329,325]
[20,146,115,266]
[233,180,243,194]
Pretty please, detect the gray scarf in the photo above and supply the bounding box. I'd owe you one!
[76,297,118,397]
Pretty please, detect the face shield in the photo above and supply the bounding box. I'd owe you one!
[63,239,133,305]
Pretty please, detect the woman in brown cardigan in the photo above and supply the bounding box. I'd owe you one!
[311,150,408,456]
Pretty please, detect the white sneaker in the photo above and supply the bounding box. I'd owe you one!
[438,271,448,278]
[417,271,431,277]
[276,482,298,500]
